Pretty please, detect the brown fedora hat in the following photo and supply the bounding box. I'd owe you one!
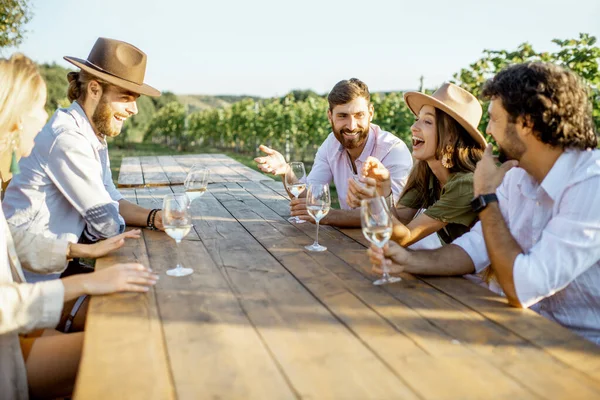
[64,37,160,97]
[404,83,486,148]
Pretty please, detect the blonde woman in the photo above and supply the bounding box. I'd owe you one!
[348,83,487,247]
[0,54,159,400]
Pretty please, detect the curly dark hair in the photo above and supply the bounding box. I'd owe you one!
[482,62,597,150]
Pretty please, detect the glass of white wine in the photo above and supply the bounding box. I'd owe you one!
[163,193,193,277]
[361,197,401,285]
[285,162,307,224]
[185,164,210,203]
[305,183,331,252]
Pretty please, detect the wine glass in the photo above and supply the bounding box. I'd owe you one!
[184,164,210,203]
[163,193,193,277]
[285,162,307,224]
[305,183,331,252]
[361,197,401,285]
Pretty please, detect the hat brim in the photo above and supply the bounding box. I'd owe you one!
[63,56,161,97]
[403,91,487,149]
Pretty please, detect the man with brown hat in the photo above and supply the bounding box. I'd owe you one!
[3,38,163,292]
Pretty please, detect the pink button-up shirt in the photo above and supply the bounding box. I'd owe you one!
[307,124,413,209]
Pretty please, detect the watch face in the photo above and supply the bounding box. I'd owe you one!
[470,196,483,212]
[471,194,498,212]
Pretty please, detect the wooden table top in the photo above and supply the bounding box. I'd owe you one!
[76,159,600,399]
[117,154,272,188]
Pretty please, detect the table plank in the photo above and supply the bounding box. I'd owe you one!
[245,181,600,399]
[336,228,600,398]
[174,154,230,183]
[190,183,420,399]
[140,156,170,187]
[140,228,296,399]
[157,155,188,186]
[223,182,539,399]
[73,230,176,400]
[423,275,600,380]
[213,153,272,182]
[117,156,144,187]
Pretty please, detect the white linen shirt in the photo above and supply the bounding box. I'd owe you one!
[453,149,600,344]
[307,124,413,209]
[2,102,125,282]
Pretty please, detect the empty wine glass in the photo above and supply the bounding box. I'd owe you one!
[361,197,400,285]
[305,183,331,252]
[285,162,307,224]
[163,193,193,277]
[185,164,210,203]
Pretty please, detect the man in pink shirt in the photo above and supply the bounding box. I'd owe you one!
[255,78,413,227]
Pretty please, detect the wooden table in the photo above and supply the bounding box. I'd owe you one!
[75,156,600,399]
[117,154,270,188]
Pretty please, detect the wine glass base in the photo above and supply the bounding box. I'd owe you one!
[288,216,306,224]
[305,243,327,252]
[166,267,193,277]
[373,276,402,286]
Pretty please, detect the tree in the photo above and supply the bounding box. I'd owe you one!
[38,63,71,114]
[0,0,32,49]
[151,91,179,110]
[144,101,187,149]
[452,33,600,138]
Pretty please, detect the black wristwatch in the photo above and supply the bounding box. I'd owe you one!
[470,193,498,213]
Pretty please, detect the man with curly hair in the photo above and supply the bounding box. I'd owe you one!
[369,62,600,344]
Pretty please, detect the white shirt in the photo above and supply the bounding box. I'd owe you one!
[306,124,413,209]
[2,102,125,282]
[454,149,600,344]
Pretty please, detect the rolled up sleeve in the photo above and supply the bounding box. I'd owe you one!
[513,178,600,308]
[381,143,413,204]
[45,133,124,239]
[307,140,333,185]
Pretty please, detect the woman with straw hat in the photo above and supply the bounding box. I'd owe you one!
[348,82,486,247]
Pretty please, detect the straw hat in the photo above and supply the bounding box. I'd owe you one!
[404,83,486,148]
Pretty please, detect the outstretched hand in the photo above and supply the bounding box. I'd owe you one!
[254,145,287,175]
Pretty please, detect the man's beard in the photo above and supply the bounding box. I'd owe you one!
[332,122,370,150]
[497,123,525,163]
[92,98,121,138]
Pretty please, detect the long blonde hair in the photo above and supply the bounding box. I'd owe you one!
[0,54,44,144]
[0,54,45,186]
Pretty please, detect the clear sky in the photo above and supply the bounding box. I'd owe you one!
[5,0,600,97]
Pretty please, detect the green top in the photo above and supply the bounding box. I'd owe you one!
[399,172,478,244]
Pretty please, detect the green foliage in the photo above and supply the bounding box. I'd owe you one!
[114,95,156,145]
[38,63,71,114]
[452,33,600,139]
[151,91,179,110]
[144,101,188,149]
[0,0,31,48]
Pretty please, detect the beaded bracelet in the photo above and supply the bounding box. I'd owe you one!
[147,208,160,230]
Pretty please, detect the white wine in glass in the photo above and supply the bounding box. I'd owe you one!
[185,164,210,203]
[361,197,401,285]
[163,193,193,277]
[285,162,307,224]
[305,183,331,252]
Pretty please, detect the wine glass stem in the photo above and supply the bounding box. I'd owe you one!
[314,220,320,246]
[175,239,183,271]
[379,243,389,281]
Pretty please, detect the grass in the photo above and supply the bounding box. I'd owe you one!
[107,142,340,208]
